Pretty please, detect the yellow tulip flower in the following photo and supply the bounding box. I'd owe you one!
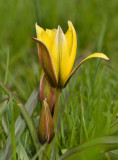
[33,21,109,88]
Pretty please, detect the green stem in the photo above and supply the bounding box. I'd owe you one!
[53,90,61,127]
[0,80,40,151]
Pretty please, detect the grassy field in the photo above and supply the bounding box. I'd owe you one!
[0,0,118,159]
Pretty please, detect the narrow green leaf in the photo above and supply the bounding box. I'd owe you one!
[58,135,118,160]
[0,80,40,151]
[11,100,16,160]
[4,47,9,85]
[109,150,118,159]
[18,102,39,150]
[16,141,29,160]
[32,143,47,160]
[98,152,118,160]
[80,94,88,141]
[0,98,9,118]
[110,119,118,135]
[0,83,40,160]
[2,115,9,136]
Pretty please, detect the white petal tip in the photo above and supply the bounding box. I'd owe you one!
[68,20,71,23]
[106,58,110,61]
[58,25,61,30]
[35,22,38,28]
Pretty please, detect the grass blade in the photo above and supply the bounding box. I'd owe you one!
[0,98,9,118]
[58,135,118,160]
[17,141,29,160]
[11,100,16,160]
[110,119,118,134]
[0,82,40,160]
[0,80,40,150]
[4,47,9,85]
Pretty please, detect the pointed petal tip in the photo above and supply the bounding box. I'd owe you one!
[101,56,110,61]
[32,37,41,43]
[106,57,110,61]
[35,22,38,29]
[32,37,37,41]
[68,20,71,24]
[57,25,62,31]
[35,23,38,34]
[57,25,64,36]
[67,20,76,31]
[95,53,110,61]
[44,98,47,102]
[67,20,74,27]
[44,98,48,105]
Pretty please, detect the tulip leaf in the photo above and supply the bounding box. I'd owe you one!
[58,135,118,160]
[0,82,40,160]
[109,150,118,159]
[110,119,118,134]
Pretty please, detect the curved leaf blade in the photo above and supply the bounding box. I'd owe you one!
[58,135,118,160]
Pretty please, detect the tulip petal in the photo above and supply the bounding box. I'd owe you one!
[46,29,59,79]
[36,23,59,84]
[64,53,109,87]
[35,23,44,40]
[36,23,53,53]
[59,21,77,87]
[56,26,70,87]
[46,29,57,42]
[32,38,58,86]
[67,21,77,68]
[66,21,77,57]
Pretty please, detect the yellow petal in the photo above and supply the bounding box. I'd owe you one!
[36,23,54,52]
[51,26,64,83]
[56,26,70,87]
[35,24,59,82]
[59,21,77,87]
[64,53,109,87]
[45,29,59,79]
[46,29,57,42]
[40,31,52,51]
[35,23,44,40]
[65,21,74,54]
[68,20,77,58]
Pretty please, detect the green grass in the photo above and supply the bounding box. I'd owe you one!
[0,0,118,159]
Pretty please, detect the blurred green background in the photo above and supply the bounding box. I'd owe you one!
[0,0,118,102]
[1,0,118,158]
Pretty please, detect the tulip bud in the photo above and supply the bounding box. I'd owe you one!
[40,72,57,113]
[38,98,55,144]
